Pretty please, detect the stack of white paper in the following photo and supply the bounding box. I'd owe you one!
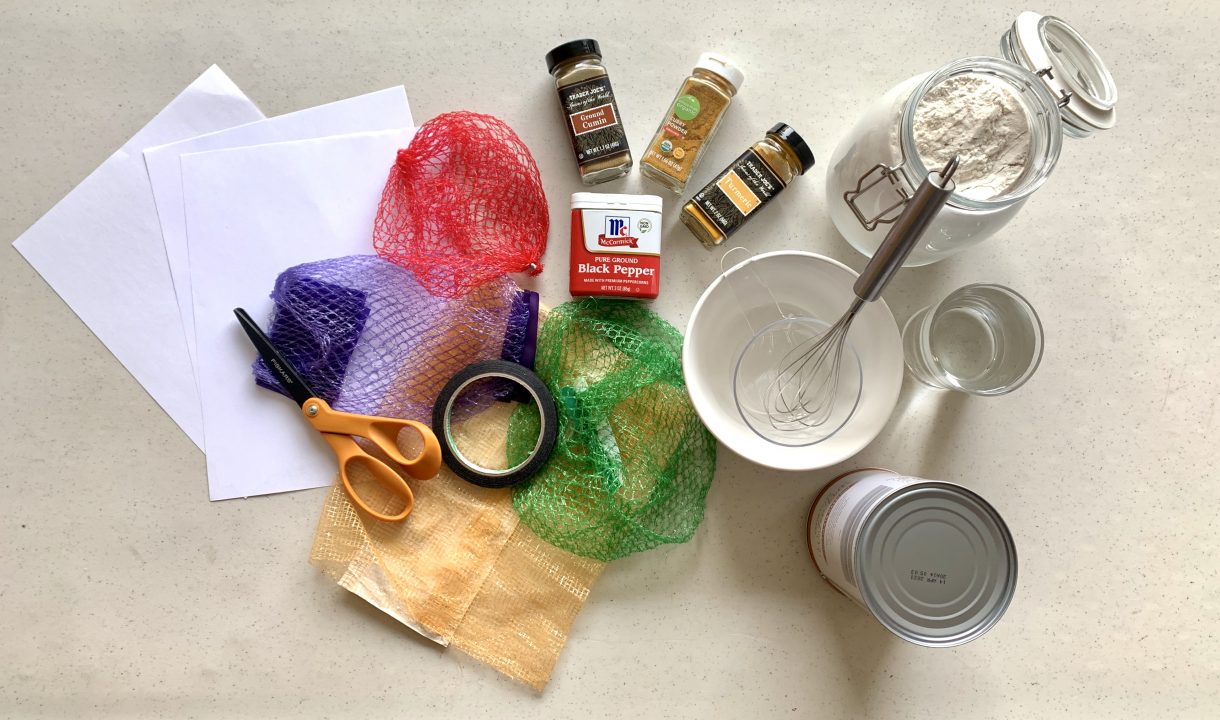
[184,129,415,500]
[144,85,412,381]
[12,65,417,501]
[13,66,264,449]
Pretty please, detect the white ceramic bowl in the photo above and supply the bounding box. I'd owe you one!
[684,251,903,471]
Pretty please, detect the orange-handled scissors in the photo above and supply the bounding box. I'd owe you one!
[235,308,441,522]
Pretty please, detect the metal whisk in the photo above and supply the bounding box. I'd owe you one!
[763,156,960,432]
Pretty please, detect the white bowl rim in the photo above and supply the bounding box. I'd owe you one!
[682,250,902,472]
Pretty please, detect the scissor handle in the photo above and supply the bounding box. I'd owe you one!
[302,398,442,522]
[319,433,415,522]
[302,398,442,480]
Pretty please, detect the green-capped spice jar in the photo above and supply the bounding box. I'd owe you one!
[639,52,744,194]
[680,123,815,248]
[547,39,632,185]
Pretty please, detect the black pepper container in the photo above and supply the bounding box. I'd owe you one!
[546,39,632,185]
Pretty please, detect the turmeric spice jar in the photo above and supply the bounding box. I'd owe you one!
[640,53,744,194]
[681,123,815,248]
[546,39,632,185]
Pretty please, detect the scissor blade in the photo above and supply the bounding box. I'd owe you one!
[233,308,317,407]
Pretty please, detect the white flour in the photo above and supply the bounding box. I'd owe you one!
[913,73,1031,200]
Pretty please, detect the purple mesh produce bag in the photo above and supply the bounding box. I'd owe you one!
[253,276,369,405]
[252,255,534,422]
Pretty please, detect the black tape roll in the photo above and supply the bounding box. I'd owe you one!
[431,359,557,488]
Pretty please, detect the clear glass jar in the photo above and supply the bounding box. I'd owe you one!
[680,123,815,248]
[546,39,632,185]
[639,53,744,194]
[826,12,1117,266]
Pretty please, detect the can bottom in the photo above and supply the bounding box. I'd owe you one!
[807,467,1018,648]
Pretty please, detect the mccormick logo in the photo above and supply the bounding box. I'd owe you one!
[598,215,639,248]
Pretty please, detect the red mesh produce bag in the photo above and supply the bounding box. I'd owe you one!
[373,111,548,298]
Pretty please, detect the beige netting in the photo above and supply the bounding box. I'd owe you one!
[451,521,603,687]
[310,399,604,690]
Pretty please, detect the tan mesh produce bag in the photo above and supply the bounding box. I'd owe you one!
[309,345,604,690]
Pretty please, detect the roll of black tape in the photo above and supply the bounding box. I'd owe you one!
[431,360,557,488]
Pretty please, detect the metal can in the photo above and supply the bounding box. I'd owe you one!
[569,192,663,300]
[807,468,1018,646]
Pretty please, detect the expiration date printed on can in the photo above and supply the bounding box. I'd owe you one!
[910,569,948,585]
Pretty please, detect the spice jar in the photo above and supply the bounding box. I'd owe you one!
[681,123,815,248]
[639,53,744,194]
[826,12,1117,266]
[546,39,632,185]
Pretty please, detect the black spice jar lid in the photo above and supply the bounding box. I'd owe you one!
[768,123,816,174]
[546,39,602,73]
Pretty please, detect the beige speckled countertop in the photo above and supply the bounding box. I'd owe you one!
[3,1,1218,717]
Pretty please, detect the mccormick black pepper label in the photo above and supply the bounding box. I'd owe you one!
[558,76,630,167]
[692,149,786,237]
[569,207,661,300]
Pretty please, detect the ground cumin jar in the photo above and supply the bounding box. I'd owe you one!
[681,123,815,248]
[546,39,632,185]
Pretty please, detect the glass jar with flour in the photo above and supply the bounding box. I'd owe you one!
[826,11,1118,266]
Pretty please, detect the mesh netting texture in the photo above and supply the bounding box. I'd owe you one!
[253,258,602,688]
[311,399,604,691]
[507,299,718,562]
[373,111,548,299]
[252,254,530,422]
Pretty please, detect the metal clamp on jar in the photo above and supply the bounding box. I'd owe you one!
[826,11,1118,266]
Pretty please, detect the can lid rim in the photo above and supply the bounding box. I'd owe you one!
[855,480,1018,647]
[571,192,664,211]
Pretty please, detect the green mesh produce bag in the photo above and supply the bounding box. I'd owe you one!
[507,299,717,561]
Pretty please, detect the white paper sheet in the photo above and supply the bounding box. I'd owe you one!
[12,66,264,449]
[183,129,415,500]
[144,87,413,378]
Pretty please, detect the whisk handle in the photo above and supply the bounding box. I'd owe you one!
[853,157,958,303]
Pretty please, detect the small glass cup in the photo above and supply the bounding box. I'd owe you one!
[903,284,1043,395]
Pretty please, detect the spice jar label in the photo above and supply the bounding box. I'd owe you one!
[643,82,730,186]
[674,95,701,121]
[691,149,784,234]
[558,77,630,166]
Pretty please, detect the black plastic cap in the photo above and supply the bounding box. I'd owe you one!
[768,123,816,174]
[546,39,602,73]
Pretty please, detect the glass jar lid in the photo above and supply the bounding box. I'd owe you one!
[545,39,602,74]
[1001,11,1117,137]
